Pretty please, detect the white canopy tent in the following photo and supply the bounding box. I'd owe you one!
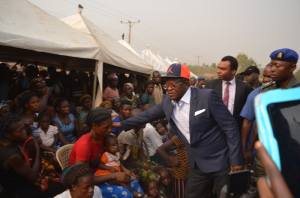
[0,0,100,71]
[141,45,169,76]
[61,14,154,106]
[118,39,141,58]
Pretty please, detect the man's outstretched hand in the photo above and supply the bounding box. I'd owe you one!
[256,141,293,198]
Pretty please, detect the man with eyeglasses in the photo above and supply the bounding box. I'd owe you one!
[114,63,244,198]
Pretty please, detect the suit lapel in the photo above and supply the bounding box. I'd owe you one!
[189,88,198,135]
[234,80,241,115]
[216,80,223,98]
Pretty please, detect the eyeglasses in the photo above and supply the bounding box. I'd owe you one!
[163,81,187,89]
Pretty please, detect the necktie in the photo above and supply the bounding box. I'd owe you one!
[223,81,230,108]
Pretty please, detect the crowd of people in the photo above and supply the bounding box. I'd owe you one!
[0,47,299,198]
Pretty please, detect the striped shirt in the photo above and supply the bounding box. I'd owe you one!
[171,87,191,143]
[171,136,190,180]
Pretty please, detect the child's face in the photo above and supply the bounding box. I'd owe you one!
[147,182,159,198]
[83,98,92,110]
[39,117,51,131]
[105,138,119,154]
[156,124,165,135]
[160,171,171,187]
[22,118,34,132]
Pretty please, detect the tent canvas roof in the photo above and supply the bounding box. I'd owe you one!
[0,0,99,70]
[61,14,153,75]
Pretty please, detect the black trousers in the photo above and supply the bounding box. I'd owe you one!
[184,166,230,198]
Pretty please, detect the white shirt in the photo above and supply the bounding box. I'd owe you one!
[171,87,191,143]
[143,123,163,156]
[222,77,236,115]
[54,186,102,198]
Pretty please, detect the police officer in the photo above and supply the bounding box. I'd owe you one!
[261,48,299,93]
[253,48,299,177]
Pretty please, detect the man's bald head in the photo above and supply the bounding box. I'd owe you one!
[143,104,155,111]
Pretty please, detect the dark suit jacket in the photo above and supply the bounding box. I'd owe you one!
[205,79,251,131]
[121,88,244,173]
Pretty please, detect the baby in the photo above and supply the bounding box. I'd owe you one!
[95,135,145,196]
[156,168,172,198]
[146,180,163,198]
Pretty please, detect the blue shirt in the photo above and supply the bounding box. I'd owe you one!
[111,116,123,135]
[240,87,262,156]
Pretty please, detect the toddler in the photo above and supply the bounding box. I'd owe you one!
[156,168,172,198]
[37,112,59,167]
[146,180,163,198]
[95,135,145,197]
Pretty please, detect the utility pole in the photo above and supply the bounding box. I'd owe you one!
[121,20,140,44]
[195,55,203,77]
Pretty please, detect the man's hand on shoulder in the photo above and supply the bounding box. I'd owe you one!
[230,165,243,172]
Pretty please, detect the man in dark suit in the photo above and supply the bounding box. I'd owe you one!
[205,56,252,131]
[114,63,244,198]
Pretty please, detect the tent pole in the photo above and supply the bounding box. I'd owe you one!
[92,61,98,109]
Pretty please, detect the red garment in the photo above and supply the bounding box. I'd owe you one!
[69,133,104,171]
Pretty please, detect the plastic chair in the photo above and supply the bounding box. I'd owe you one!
[56,144,74,170]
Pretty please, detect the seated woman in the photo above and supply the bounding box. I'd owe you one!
[10,77,53,115]
[121,83,138,109]
[141,80,156,106]
[69,107,144,198]
[111,101,132,137]
[118,109,159,188]
[0,114,64,198]
[77,94,92,129]
[52,98,80,145]
[99,101,118,121]
[55,164,103,198]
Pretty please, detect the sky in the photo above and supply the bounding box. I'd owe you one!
[29,0,300,68]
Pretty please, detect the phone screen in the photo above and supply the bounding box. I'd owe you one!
[267,100,300,197]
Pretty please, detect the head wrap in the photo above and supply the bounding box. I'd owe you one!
[99,101,112,107]
[124,83,133,89]
[0,101,9,110]
[61,164,92,189]
[78,107,112,139]
[29,77,45,89]
[79,94,91,104]
[108,74,118,80]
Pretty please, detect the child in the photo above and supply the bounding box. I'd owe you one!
[146,180,163,198]
[37,112,59,168]
[156,136,190,198]
[95,135,145,197]
[156,168,172,198]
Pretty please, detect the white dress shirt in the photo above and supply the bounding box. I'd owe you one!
[222,77,236,115]
[171,87,191,143]
[143,123,163,156]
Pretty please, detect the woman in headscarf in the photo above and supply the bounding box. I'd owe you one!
[121,83,138,109]
[99,101,118,121]
[69,108,144,198]
[103,74,119,102]
[54,164,102,198]
[10,77,53,115]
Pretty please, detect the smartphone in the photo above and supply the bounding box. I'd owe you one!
[255,87,300,197]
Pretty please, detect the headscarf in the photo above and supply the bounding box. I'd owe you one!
[61,164,92,189]
[124,83,133,89]
[99,101,112,107]
[0,101,9,110]
[29,77,46,89]
[108,73,118,80]
[78,107,112,139]
[79,94,91,104]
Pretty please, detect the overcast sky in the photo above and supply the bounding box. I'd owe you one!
[29,0,300,68]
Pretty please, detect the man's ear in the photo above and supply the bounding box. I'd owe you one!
[290,63,297,73]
